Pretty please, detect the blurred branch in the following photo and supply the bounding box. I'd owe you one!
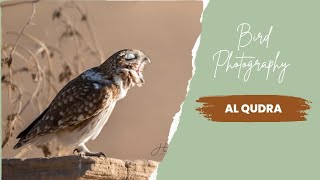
[8,3,36,63]
[84,14,103,63]
[1,1,37,148]
[1,80,23,148]
[19,50,43,115]
[7,31,59,102]
[72,2,103,62]
[62,2,103,62]
[1,0,39,8]
[7,2,36,101]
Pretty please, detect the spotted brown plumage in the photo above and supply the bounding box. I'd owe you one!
[14,49,150,157]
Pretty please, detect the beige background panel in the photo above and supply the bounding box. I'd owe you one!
[1,1,202,161]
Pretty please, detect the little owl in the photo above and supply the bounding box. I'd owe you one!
[14,49,150,157]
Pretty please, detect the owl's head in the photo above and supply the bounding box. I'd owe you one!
[101,49,151,86]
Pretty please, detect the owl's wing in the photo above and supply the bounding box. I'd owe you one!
[16,70,115,145]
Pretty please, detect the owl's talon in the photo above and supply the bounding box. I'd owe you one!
[84,151,106,158]
[73,148,79,155]
[99,152,106,158]
[73,147,106,158]
[73,149,85,157]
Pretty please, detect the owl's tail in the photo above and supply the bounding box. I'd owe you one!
[14,142,22,149]
[13,107,50,149]
[13,139,28,149]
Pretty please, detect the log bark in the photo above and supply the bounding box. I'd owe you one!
[2,155,158,180]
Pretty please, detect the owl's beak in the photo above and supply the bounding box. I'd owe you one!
[143,57,151,64]
[134,57,149,87]
[137,56,150,75]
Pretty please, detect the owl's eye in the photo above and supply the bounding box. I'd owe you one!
[124,52,136,60]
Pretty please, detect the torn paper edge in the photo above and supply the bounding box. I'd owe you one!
[149,1,209,179]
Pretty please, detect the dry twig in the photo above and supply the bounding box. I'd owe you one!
[1,1,37,148]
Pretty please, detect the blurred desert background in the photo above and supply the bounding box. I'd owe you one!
[1,0,201,161]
